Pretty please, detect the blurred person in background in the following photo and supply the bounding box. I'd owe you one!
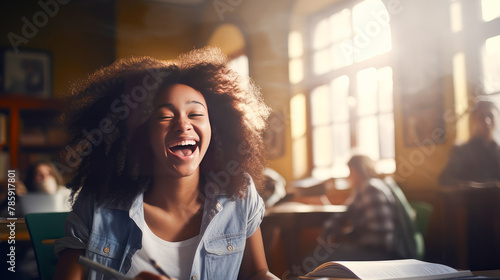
[438,100,500,270]
[24,161,67,195]
[439,100,500,187]
[320,155,397,261]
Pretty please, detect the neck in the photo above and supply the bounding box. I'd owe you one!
[145,170,202,212]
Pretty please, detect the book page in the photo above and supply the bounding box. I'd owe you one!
[309,259,473,280]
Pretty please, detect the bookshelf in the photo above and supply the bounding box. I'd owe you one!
[0,95,67,181]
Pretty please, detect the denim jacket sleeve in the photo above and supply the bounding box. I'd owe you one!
[54,195,95,256]
[245,178,265,238]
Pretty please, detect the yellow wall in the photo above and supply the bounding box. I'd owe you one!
[0,1,115,97]
[115,0,201,60]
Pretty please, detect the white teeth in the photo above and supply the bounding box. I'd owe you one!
[169,140,197,148]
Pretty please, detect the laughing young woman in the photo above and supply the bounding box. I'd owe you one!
[54,47,278,280]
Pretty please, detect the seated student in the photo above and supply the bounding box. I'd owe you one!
[438,100,500,270]
[439,100,500,187]
[53,47,278,280]
[319,155,397,261]
[24,161,69,195]
[18,161,71,215]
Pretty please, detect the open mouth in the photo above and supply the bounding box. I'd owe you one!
[168,140,198,157]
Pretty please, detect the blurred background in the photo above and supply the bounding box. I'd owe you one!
[1,0,500,278]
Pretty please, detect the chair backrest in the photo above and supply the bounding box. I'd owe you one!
[384,177,425,259]
[25,212,69,280]
[409,201,434,238]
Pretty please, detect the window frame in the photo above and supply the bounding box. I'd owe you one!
[304,0,395,178]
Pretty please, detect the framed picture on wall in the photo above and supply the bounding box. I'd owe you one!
[0,48,52,98]
[402,79,446,146]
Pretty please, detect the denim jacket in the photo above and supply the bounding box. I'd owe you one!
[54,179,265,280]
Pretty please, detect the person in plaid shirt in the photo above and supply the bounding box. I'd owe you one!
[321,155,396,260]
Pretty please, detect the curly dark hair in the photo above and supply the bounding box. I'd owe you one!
[60,47,270,207]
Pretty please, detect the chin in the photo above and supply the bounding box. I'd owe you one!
[173,165,201,178]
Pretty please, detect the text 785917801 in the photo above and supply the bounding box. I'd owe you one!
[6,170,17,273]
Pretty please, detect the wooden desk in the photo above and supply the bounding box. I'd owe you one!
[439,186,500,270]
[297,270,500,279]
[261,202,346,274]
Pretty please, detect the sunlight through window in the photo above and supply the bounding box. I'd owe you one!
[450,1,462,33]
[482,35,500,94]
[288,31,304,84]
[291,94,308,178]
[481,0,500,22]
[352,0,392,62]
[307,0,394,178]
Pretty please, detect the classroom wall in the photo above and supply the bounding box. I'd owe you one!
[0,0,116,97]
[115,0,202,60]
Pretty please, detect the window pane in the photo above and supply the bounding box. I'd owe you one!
[332,42,354,70]
[293,136,308,179]
[357,67,378,116]
[313,49,333,75]
[312,126,333,167]
[377,67,393,112]
[288,31,303,58]
[330,9,352,42]
[332,122,351,162]
[482,0,500,22]
[291,93,307,138]
[332,162,350,178]
[352,0,392,62]
[482,35,500,94]
[357,115,380,161]
[331,75,350,122]
[379,113,395,159]
[313,18,330,50]
[311,85,331,126]
[450,1,462,33]
[228,55,248,79]
[289,58,304,84]
[312,166,335,180]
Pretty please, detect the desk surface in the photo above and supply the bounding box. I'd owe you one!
[298,270,500,279]
[265,202,347,216]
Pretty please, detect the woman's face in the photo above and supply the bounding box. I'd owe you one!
[150,84,211,178]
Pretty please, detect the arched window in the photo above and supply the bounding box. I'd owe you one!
[208,23,249,79]
[290,0,395,179]
[450,0,500,142]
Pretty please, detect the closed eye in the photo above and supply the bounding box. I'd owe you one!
[157,116,173,120]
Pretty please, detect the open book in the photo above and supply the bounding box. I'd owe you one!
[304,259,473,280]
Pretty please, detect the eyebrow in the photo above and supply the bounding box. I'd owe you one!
[154,100,206,111]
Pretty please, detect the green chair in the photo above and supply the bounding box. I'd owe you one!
[384,177,425,259]
[25,212,69,280]
[409,201,434,239]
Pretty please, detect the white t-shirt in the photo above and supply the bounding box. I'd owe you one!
[125,222,200,280]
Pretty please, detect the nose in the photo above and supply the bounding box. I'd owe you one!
[174,116,192,132]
